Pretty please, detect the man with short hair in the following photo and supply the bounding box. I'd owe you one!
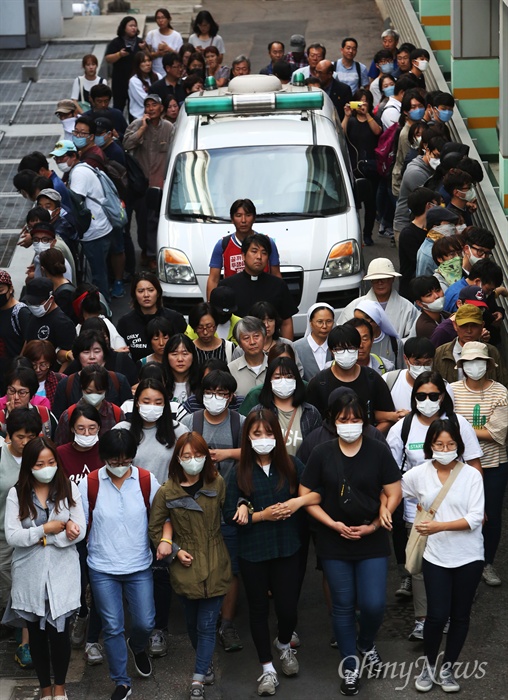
[218,234,297,339]
[411,275,447,339]
[346,317,394,376]
[369,49,397,106]
[380,75,418,130]
[260,41,285,75]
[408,48,430,89]
[367,28,400,81]
[150,53,186,103]
[315,59,352,121]
[442,168,475,226]
[396,42,416,74]
[461,228,496,275]
[415,206,460,277]
[272,61,293,84]
[71,115,106,169]
[228,317,268,395]
[26,221,74,284]
[83,84,128,140]
[383,337,441,412]
[93,117,125,165]
[284,34,308,69]
[13,171,52,203]
[55,99,77,140]
[230,55,251,78]
[291,43,328,82]
[444,258,503,313]
[18,151,71,209]
[335,37,369,93]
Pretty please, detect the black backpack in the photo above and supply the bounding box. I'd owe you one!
[124,152,149,199]
[191,409,242,448]
[66,189,92,238]
[399,411,460,472]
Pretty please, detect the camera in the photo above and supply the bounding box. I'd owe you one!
[349,101,363,110]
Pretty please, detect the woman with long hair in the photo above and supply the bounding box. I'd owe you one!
[105,16,146,111]
[128,52,162,120]
[71,53,106,114]
[149,432,231,699]
[162,333,200,405]
[224,409,319,696]
[4,436,85,700]
[146,7,183,75]
[188,10,225,61]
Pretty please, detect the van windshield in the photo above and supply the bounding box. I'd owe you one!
[168,145,348,221]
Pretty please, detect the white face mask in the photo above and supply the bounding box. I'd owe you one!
[423,296,445,312]
[433,223,456,237]
[74,433,99,448]
[61,117,76,133]
[251,438,276,455]
[83,392,106,407]
[33,242,52,255]
[138,404,164,422]
[466,246,482,266]
[107,463,131,478]
[27,296,51,318]
[333,349,358,370]
[416,398,441,418]
[462,359,488,381]
[58,160,72,174]
[271,377,296,399]
[416,59,428,72]
[179,456,206,476]
[429,157,441,170]
[432,450,458,466]
[336,423,363,443]
[32,466,58,483]
[203,394,229,415]
[408,363,432,380]
[457,186,476,203]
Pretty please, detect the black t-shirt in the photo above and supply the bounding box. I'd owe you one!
[218,271,299,319]
[301,436,401,560]
[150,77,187,105]
[182,477,203,498]
[24,307,77,350]
[306,366,395,420]
[83,108,128,140]
[398,222,427,300]
[346,116,381,172]
[106,36,144,91]
[0,303,32,393]
[117,308,187,362]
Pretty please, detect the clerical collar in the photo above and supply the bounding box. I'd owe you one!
[250,275,258,281]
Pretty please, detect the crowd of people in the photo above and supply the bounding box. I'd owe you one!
[1,9,505,700]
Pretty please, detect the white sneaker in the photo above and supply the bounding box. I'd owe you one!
[84,642,104,665]
[482,564,501,586]
[290,630,300,648]
[257,671,279,696]
[439,667,461,692]
[408,619,424,641]
[279,647,299,676]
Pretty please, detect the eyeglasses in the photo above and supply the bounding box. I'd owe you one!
[415,392,440,402]
[33,237,53,244]
[196,323,216,333]
[75,425,99,435]
[203,391,230,399]
[71,130,90,137]
[470,245,492,258]
[7,387,30,397]
[312,319,334,327]
[432,441,457,451]
[33,361,50,370]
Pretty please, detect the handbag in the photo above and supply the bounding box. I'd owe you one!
[405,462,464,575]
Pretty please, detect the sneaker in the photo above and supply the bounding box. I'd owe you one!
[395,575,413,598]
[204,662,215,685]
[257,671,279,696]
[290,630,300,648]
[127,637,152,677]
[439,667,460,692]
[71,613,88,648]
[148,629,168,657]
[408,620,425,641]
[482,563,502,586]
[378,227,394,238]
[363,236,374,247]
[443,619,450,634]
[111,686,132,700]
[279,647,299,676]
[415,664,435,692]
[358,644,383,677]
[340,669,360,696]
[330,636,338,648]
[111,280,125,298]
[190,684,205,699]
[14,643,33,668]
[219,624,243,652]
[84,642,104,665]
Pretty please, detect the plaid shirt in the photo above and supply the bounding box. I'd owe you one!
[223,456,304,562]
[284,52,309,70]
[44,371,64,409]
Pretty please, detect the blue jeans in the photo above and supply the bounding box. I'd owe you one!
[89,567,155,687]
[181,595,224,681]
[322,557,388,671]
[483,462,508,564]
[81,233,112,301]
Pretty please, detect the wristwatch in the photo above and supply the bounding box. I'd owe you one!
[238,498,255,514]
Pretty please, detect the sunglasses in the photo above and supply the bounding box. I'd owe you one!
[415,392,440,402]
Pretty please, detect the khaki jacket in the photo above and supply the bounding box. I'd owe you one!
[149,475,232,599]
[433,339,508,388]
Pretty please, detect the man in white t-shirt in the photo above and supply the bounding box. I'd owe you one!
[50,140,112,301]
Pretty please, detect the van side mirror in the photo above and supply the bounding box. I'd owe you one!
[354,178,370,207]
[146,187,162,211]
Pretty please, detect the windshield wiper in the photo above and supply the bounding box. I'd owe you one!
[256,211,325,219]
[171,213,230,222]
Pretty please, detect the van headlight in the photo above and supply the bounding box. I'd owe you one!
[159,248,197,284]
[322,240,360,278]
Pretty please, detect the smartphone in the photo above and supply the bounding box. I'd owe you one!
[349,101,362,110]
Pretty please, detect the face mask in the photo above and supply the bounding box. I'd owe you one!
[411,135,422,150]
[271,378,296,399]
[409,107,425,121]
[82,392,106,407]
[437,255,463,286]
[408,364,432,380]
[74,433,99,448]
[462,359,488,381]
[333,349,358,370]
[457,186,476,203]
[437,108,453,123]
[380,62,394,74]
[251,438,276,455]
[27,298,51,318]
[432,450,457,466]
[433,223,456,237]
[72,135,89,149]
[61,117,76,131]
[33,242,52,255]
[95,134,107,148]
[336,423,363,443]
[416,398,441,418]
[58,161,72,174]
[416,59,428,72]
[203,394,229,415]
[32,466,58,483]
[107,463,131,478]
[179,456,206,476]
[429,157,440,170]
[383,85,395,97]
[0,292,9,308]
[138,404,164,422]
[422,296,445,312]
[466,246,482,266]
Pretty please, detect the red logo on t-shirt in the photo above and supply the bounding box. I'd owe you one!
[222,237,270,277]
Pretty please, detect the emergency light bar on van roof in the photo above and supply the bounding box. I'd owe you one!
[184,91,324,116]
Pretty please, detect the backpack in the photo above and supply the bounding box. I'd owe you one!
[192,409,241,448]
[124,152,149,199]
[374,122,400,177]
[399,410,460,472]
[65,371,121,402]
[79,163,127,230]
[67,401,122,423]
[221,234,233,254]
[66,188,93,238]
[87,465,151,533]
[383,369,402,392]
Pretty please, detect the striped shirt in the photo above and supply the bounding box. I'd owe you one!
[450,379,508,469]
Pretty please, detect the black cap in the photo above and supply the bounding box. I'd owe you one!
[23,277,53,305]
[426,206,459,227]
[210,286,238,314]
[94,116,114,134]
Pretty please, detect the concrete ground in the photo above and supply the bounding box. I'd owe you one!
[1,1,507,699]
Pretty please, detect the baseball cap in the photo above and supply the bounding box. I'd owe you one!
[455,341,496,367]
[363,257,401,280]
[426,207,459,228]
[23,278,54,305]
[458,285,487,308]
[0,270,13,286]
[454,304,483,326]
[210,286,238,314]
[49,140,77,157]
[37,188,62,203]
[55,99,76,115]
[144,94,163,105]
[289,34,306,50]
[94,116,114,134]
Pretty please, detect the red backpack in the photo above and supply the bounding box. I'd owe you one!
[67,402,122,423]
[86,466,152,533]
[374,122,401,177]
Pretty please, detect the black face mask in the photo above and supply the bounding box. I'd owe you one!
[0,292,10,308]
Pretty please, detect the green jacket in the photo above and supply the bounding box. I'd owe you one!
[185,314,242,345]
[148,475,232,599]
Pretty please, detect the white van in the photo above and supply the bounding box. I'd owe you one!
[154,75,364,336]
